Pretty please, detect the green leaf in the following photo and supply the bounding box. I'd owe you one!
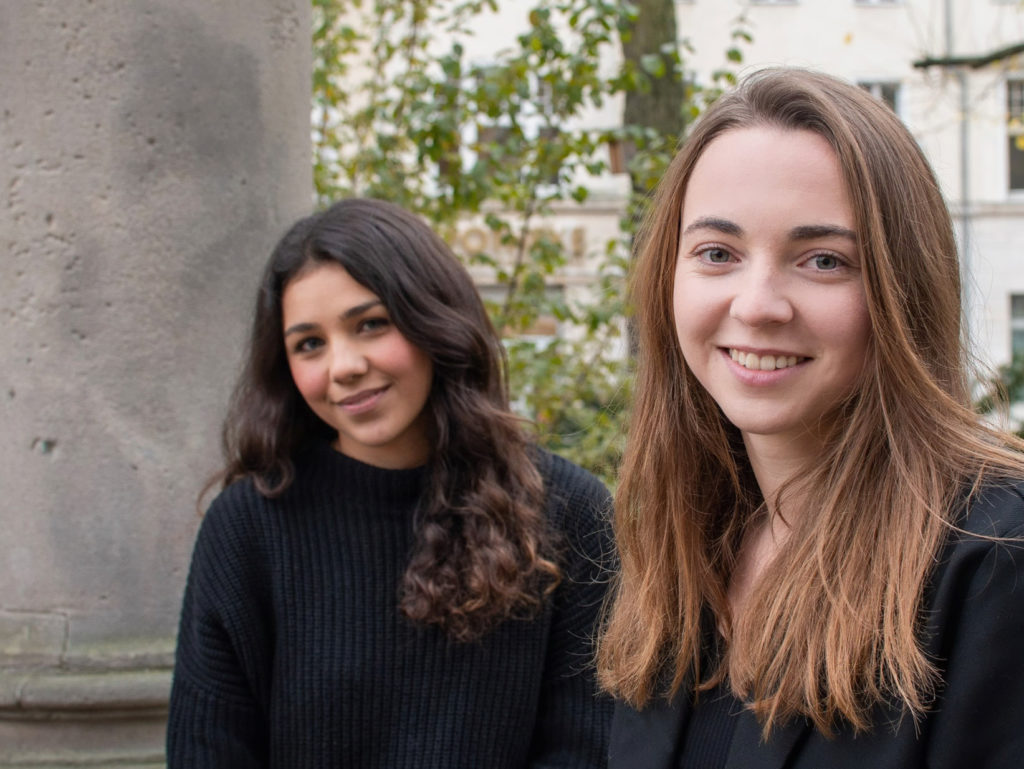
[640,53,666,77]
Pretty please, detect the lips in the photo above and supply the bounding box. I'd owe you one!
[335,385,389,410]
[728,348,807,371]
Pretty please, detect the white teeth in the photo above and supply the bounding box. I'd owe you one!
[729,349,801,371]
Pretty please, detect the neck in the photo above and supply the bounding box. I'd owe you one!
[729,433,819,619]
[742,432,818,519]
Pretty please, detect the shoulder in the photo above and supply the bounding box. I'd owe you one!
[190,477,277,579]
[533,448,613,528]
[917,480,1024,765]
[201,475,281,538]
[934,478,1024,580]
[532,450,615,578]
[926,478,1024,640]
[200,445,341,538]
[534,448,612,507]
[957,478,1024,538]
[193,464,323,574]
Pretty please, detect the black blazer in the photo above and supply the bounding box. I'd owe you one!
[610,481,1024,769]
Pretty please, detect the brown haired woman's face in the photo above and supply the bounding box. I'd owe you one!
[281,261,434,469]
[673,126,870,459]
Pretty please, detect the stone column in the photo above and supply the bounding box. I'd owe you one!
[0,1,311,764]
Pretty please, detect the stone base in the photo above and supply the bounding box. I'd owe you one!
[0,665,171,768]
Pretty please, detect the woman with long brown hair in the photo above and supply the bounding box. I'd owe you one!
[599,68,1024,767]
[167,197,612,767]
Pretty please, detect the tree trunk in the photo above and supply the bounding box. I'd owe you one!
[621,0,685,193]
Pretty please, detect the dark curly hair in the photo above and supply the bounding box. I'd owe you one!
[217,197,559,641]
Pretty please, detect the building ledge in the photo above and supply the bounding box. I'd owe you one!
[0,666,171,719]
[0,664,171,767]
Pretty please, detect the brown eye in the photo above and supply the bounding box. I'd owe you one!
[359,317,390,333]
[294,337,324,354]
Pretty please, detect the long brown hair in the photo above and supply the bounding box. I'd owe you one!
[220,197,558,641]
[598,68,1024,735]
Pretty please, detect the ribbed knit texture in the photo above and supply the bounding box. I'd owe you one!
[167,442,614,768]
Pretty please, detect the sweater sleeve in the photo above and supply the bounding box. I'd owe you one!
[926,506,1024,769]
[166,488,273,768]
[528,457,616,768]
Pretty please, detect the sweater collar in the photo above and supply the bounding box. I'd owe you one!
[307,440,428,509]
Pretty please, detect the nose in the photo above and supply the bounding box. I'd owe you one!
[328,340,369,383]
[728,267,794,327]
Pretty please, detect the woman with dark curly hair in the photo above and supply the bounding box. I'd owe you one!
[167,197,613,767]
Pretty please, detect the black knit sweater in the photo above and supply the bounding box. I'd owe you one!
[167,442,614,768]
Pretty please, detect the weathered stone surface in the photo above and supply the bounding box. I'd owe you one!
[0,0,311,762]
[1,668,170,711]
[0,610,67,661]
[0,713,167,767]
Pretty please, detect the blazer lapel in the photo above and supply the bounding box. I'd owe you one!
[724,710,809,769]
[610,694,690,769]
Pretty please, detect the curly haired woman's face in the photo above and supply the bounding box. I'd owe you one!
[673,126,871,459]
[282,261,434,469]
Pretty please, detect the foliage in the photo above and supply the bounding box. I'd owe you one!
[975,353,1024,438]
[311,0,748,485]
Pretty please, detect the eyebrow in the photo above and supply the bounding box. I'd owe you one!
[682,216,743,237]
[283,299,383,337]
[681,216,857,243]
[789,224,858,242]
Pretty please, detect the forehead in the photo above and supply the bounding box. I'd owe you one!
[281,261,379,317]
[681,127,854,234]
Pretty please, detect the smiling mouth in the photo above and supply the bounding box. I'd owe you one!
[728,349,807,371]
[336,386,389,408]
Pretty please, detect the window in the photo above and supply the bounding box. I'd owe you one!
[855,0,899,5]
[607,138,627,175]
[858,81,901,113]
[1009,79,1024,191]
[1012,295,1024,358]
[1006,295,1024,403]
